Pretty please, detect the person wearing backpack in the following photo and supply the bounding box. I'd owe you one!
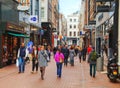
[88,47,98,78]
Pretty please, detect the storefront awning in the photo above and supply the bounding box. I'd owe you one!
[7,32,29,38]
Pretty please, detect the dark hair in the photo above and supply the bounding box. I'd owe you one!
[57,49,61,52]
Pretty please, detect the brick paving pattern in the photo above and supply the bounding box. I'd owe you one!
[0,55,120,88]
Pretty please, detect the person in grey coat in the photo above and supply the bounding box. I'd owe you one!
[38,45,48,80]
[69,45,76,66]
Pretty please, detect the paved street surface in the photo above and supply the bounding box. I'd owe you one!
[0,55,120,88]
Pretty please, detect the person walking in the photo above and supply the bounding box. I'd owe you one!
[31,46,38,73]
[61,45,69,66]
[78,47,82,63]
[69,45,76,66]
[38,45,48,80]
[54,49,64,78]
[17,43,28,73]
[88,47,98,78]
[82,46,87,61]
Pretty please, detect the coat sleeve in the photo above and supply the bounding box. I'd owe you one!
[17,48,20,58]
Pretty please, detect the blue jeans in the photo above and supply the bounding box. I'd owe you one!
[90,64,96,77]
[18,57,25,73]
[56,62,63,77]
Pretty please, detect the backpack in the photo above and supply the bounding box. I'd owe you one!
[90,51,97,61]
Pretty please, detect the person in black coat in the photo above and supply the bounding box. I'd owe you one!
[82,47,87,61]
[61,45,69,66]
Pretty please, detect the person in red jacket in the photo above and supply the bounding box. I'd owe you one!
[87,45,92,55]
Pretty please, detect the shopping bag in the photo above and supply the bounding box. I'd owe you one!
[16,59,19,67]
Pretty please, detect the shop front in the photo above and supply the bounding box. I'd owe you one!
[0,22,27,67]
[30,25,40,46]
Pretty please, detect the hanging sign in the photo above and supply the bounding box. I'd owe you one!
[16,0,30,11]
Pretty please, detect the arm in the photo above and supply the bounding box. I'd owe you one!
[17,49,20,58]
[25,48,29,58]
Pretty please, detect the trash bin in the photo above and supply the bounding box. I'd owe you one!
[96,57,104,71]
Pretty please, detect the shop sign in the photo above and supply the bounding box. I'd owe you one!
[29,15,38,23]
[16,0,30,11]
[84,25,96,29]
[97,5,110,12]
[96,0,114,2]
[7,23,24,31]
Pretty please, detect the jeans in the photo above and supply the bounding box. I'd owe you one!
[90,64,96,77]
[18,57,25,73]
[56,62,63,77]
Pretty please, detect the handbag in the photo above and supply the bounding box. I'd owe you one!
[59,57,63,63]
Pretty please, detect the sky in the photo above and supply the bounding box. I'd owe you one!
[59,0,81,18]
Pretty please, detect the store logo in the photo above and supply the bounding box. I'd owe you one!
[29,15,38,23]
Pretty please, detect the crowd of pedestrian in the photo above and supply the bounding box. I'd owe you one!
[17,42,98,80]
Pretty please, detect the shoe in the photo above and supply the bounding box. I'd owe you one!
[18,72,21,74]
[31,71,34,74]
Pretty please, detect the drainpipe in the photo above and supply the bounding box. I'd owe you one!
[118,0,120,74]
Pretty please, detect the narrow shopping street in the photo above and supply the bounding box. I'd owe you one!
[0,55,119,88]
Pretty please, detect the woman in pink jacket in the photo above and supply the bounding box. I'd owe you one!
[54,49,64,78]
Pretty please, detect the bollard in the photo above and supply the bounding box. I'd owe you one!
[96,57,104,71]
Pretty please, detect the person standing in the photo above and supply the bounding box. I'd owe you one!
[54,49,64,78]
[69,45,76,66]
[17,43,28,73]
[31,46,38,73]
[88,47,98,78]
[38,45,48,80]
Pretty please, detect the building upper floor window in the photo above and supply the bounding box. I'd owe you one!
[41,7,44,18]
[74,19,76,22]
[70,25,72,29]
[69,32,72,36]
[74,32,76,36]
[74,25,76,29]
[70,19,72,22]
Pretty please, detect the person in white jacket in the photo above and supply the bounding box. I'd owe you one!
[17,43,28,73]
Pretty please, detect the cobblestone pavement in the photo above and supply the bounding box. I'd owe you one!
[0,55,120,88]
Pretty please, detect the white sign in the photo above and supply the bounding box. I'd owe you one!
[84,25,96,29]
[17,5,29,11]
[16,0,30,11]
[29,15,38,23]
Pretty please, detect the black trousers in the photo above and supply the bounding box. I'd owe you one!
[32,58,38,71]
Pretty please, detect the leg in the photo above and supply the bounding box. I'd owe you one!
[59,63,63,77]
[41,67,45,80]
[90,64,92,77]
[93,64,96,77]
[56,62,59,76]
[22,58,25,72]
[32,59,35,72]
[36,62,38,72]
